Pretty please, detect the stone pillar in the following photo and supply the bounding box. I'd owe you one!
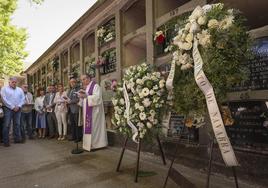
[59,53,62,83]
[79,38,84,74]
[115,10,122,79]
[146,0,154,65]
[67,46,71,78]
[95,28,100,84]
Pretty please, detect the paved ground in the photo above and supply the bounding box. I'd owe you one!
[0,139,265,188]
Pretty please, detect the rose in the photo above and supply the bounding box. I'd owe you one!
[185,33,194,43]
[159,80,165,88]
[208,19,219,28]
[197,16,207,25]
[155,34,165,45]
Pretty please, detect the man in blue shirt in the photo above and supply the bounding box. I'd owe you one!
[1,77,25,147]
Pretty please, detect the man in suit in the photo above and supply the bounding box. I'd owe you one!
[67,78,82,142]
[43,85,57,138]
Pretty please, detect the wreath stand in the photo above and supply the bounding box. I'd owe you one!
[206,137,239,188]
[163,125,239,188]
[116,135,166,182]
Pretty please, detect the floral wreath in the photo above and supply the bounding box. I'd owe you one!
[166,3,251,116]
[112,63,170,141]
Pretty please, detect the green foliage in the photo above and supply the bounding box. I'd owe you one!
[172,5,252,116]
[0,0,43,77]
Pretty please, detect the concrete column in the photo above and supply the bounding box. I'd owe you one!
[79,38,84,74]
[59,53,62,83]
[146,0,154,65]
[115,10,122,79]
[95,28,100,84]
[67,46,71,78]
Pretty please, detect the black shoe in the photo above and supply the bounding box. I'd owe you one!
[14,140,23,144]
[4,143,10,147]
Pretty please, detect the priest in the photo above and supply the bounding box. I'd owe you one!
[78,74,108,151]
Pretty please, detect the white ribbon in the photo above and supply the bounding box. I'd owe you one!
[166,60,176,91]
[123,81,139,143]
[193,38,238,166]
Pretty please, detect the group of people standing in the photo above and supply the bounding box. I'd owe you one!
[0,74,108,152]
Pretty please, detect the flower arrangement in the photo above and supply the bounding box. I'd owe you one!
[97,19,116,46]
[168,3,251,115]
[85,57,96,77]
[112,63,170,140]
[154,31,166,45]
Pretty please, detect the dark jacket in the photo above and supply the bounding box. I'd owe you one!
[67,86,80,114]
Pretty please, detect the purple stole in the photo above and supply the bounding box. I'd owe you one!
[85,81,96,134]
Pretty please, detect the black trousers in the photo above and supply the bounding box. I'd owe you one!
[69,112,82,142]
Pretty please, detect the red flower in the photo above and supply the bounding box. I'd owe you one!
[156,34,165,45]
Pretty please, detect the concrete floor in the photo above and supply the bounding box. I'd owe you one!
[0,139,265,188]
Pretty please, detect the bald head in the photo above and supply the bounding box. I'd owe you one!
[80,74,91,87]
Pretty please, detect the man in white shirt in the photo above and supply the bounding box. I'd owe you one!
[20,84,34,141]
[1,77,25,147]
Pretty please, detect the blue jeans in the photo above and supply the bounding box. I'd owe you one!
[21,112,33,139]
[2,107,22,144]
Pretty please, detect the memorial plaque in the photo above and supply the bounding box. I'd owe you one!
[168,112,199,142]
[231,37,268,91]
[226,101,268,150]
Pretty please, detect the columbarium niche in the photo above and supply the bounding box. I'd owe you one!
[122,0,146,36]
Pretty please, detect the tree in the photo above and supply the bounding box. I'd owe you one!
[0,0,43,77]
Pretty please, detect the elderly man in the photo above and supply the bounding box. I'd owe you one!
[78,74,108,151]
[20,84,34,141]
[43,85,57,138]
[1,77,25,147]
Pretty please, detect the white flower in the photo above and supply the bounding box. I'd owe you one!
[202,4,212,13]
[208,19,219,28]
[185,33,194,43]
[119,98,124,105]
[159,80,165,89]
[197,30,211,48]
[150,110,156,116]
[138,105,145,112]
[115,114,120,121]
[181,63,193,70]
[189,6,204,20]
[97,27,106,38]
[213,3,224,10]
[179,42,193,51]
[141,88,150,97]
[142,98,151,107]
[179,53,193,69]
[197,16,207,25]
[126,81,135,89]
[185,23,191,31]
[137,122,144,128]
[146,122,153,129]
[219,15,234,30]
[227,9,234,15]
[139,112,146,120]
[139,92,144,98]
[189,22,200,34]
[136,78,143,85]
[148,116,154,122]
[149,90,155,95]
[112,99,118,106]
[153,85,159,90]
[135,103,140,109]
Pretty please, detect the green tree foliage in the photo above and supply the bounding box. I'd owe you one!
[0,0,43,77]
